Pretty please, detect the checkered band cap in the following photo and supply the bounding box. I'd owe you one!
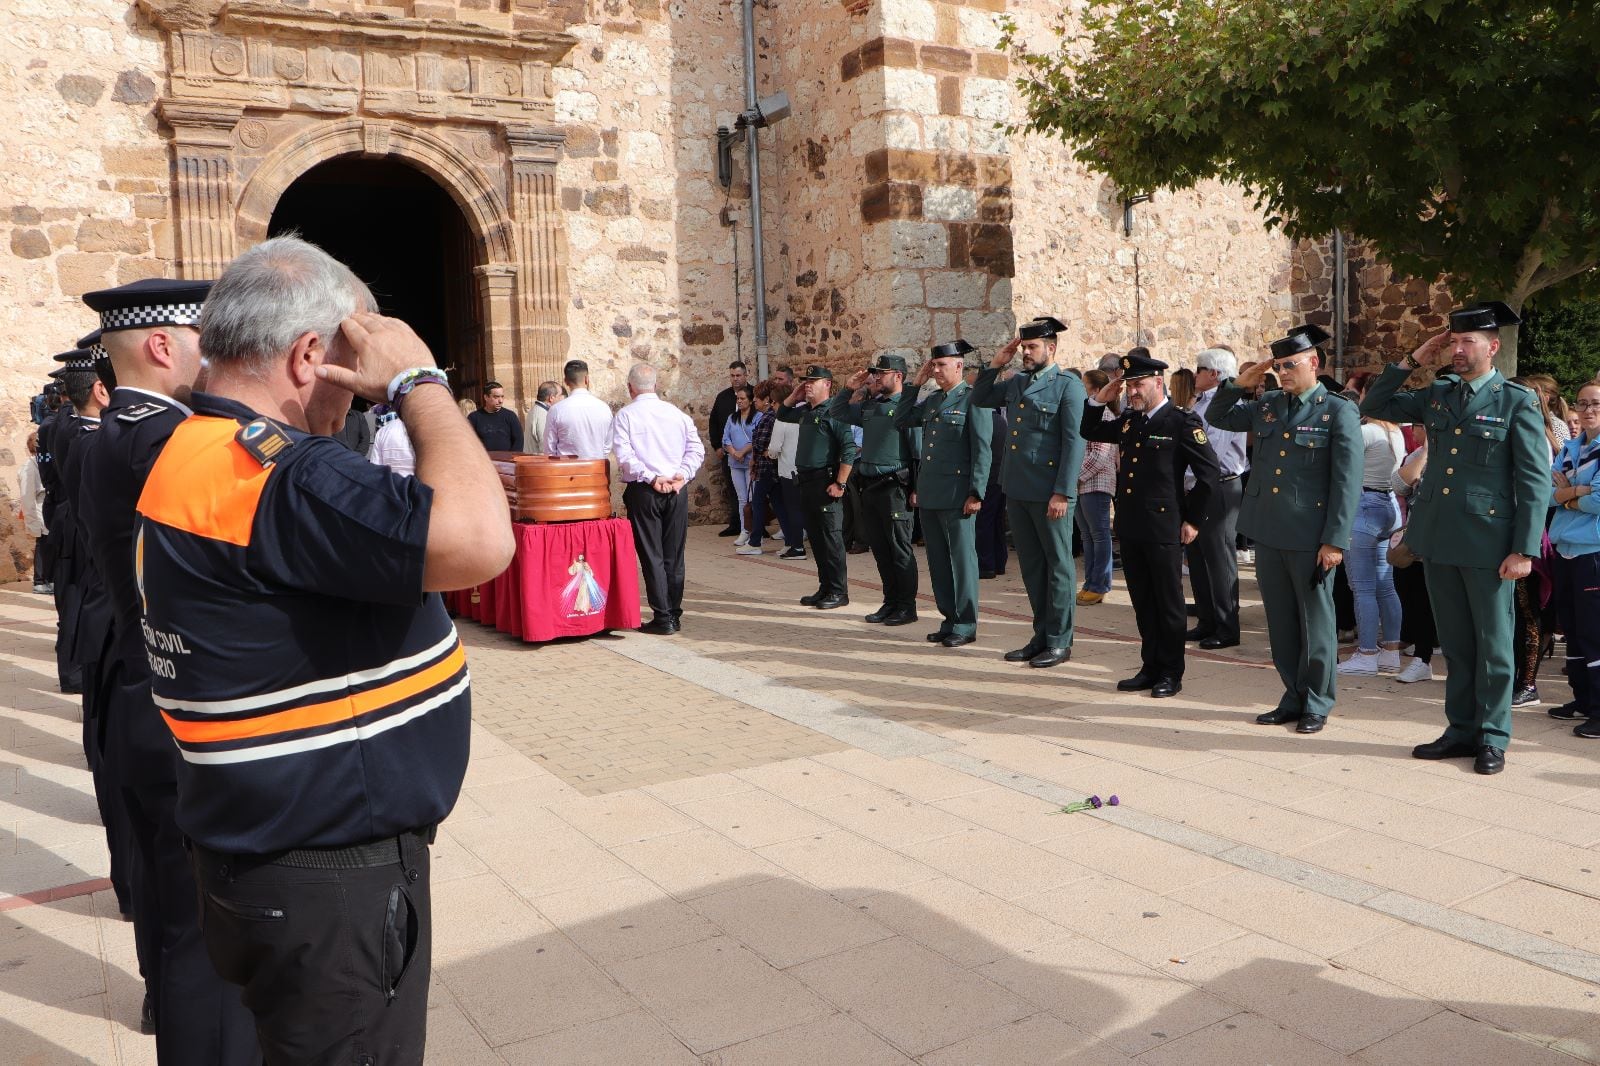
[98,302,205,331]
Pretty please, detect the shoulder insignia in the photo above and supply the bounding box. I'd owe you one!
[1504,379,1534,394]
[1192,427,1208,445]
[116,402,165,423]
[235,418,294,467]
[1314,394,1326,404]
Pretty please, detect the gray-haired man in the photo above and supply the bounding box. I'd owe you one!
[1186,347,1249,648]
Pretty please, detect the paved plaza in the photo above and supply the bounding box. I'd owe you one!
[5,526,1600,1064]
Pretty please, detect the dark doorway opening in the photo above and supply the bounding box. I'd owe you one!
[268,157,485,398]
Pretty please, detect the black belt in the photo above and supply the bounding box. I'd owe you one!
[1363,487,1393,494]
[196,826,436,871]
[796,466,836,483]
[1218,473,1241,483]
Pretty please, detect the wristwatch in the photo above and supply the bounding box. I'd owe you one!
[1402,353,1422,370]
[835,480,848,489]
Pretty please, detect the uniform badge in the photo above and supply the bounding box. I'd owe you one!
[1261,409,1276,424]
[1322,414,1330,422]
[117,402,164,423]
[235,418,293,466]
[1192,428,1208,445]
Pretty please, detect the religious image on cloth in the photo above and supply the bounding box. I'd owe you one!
[560,553,607,617]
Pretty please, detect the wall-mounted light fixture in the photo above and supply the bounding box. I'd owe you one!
[1122,193,1153,237]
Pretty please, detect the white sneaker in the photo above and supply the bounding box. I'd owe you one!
[736,544,763,555]
[1236,549,1255,564]
[734,531,750,546]
[32,583,49,594]
[1395,657,1434,683]
[1337,651,1380,676]
[1377,648,1401,673]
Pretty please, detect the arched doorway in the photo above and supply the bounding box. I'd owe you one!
[267,156,486,397]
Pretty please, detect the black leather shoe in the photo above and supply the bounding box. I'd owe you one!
[865,608,890,623]
[1028,646,1071,668]
[979,569,997,579]
[1576,719,1600,738]
[941,633,976,648]
[1004,642,1045,662]
[1412,735,1477,760]
[1185,627,1215,643]
[1255,708,1301,725]
[1151,677,1182,698]
[1296,714,1327,734]
[718,525,742,537]
[882,611,918,627]
[927,630,951,643]
[800,591,823,606]
[1474,745,1505,774]
[1549,702,1589,720]
[141,990,156,1035]
[639,619,679,635]
[1117,672,1156,691]
[814,594,850,610]
[1199,636,1240,650]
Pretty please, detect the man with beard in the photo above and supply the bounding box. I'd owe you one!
[972,316,1086,668]
[1361,303,1548,774]
[778,366,858,609]
[1206,326,1362,734]
[833,354,920,625]
[1083,351,1219,697]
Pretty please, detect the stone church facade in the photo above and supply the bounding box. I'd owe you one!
[0,0,1426,578]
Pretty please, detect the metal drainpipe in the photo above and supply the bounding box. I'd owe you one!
[1332,228,1346,373]
[740,0,770,379]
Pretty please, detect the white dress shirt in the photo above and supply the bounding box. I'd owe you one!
[368,418,416,477]
[1189,386,1249,485]
[544,387,614,459]
[610,392,706,484]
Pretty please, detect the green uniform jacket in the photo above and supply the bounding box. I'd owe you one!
[1208,382,1362,552]
[1360,364,1548,567]
[828,391,920,475]
[777,401,859,472]
[894,381,992,510]
[971,364,1086,503]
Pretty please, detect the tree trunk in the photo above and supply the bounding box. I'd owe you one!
[1494,324,1519,377]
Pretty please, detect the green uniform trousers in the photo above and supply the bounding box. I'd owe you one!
[1256,546,1338,718]
[1423,560,1515,747]
[922,507,978,637]
[1008,497,1076,647]
[859,477,918,613]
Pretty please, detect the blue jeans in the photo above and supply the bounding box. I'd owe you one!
[1074,491,1113,593]
[1347,490,1402,650]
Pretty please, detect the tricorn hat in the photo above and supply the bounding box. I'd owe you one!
[1268,323,1332,361]
[1018,316,1067,341]
[929,340,976,360]
[1448,301,1521,333]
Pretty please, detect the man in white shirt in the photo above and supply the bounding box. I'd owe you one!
[611,364,705,634]
[545,359,614,459]
[1186,347,1250,648]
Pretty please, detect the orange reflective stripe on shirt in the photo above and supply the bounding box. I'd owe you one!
[161,643,467,746]
[136,416,271,547]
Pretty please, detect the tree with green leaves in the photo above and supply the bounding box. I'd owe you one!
[1003,0,1600,371]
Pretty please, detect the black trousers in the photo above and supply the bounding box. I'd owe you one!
[799,475,849,598]
[33,534,53,583]
[976,484,1008,574]
[1395,559,1435,663]
[1555,552,1600,715]
[859,476,917,612]
[1185,475,1242,641]
[780,476,804,548]
[191,832,433,1065]
[1123,539,1186,679]
[720,453,740,528]
[123,779,260,1065]
[624,481,689,623]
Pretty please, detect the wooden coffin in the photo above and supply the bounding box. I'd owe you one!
[489,453,611,523]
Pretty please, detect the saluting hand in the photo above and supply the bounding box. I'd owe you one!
[990,338,1021,369]
[1410,331,1451,369]
[1094,378,1125,405]
[844,369,869,392]
[785,382,807,406]
[1232,360,1270,390]
[323,313,438,403]
[914,361,933,386]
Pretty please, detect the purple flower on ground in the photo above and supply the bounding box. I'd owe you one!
[1089,796,1103,809]
[1108,795,1120,806]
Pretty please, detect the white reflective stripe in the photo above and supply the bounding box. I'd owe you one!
[158,628,459,715]
[177,672,469,765]
[1589,660,1600,669]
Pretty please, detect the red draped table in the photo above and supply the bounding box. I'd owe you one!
[445,518,640,642]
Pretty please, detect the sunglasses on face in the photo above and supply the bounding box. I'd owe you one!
[1272,356,1312,373]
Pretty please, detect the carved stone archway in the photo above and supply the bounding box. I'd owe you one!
[139,0,578,405]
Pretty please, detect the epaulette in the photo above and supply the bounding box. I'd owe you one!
[1503,379,1536,395]
[117,402,166,423]
[235,418,295,467]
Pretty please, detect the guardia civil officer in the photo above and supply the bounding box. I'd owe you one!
[1084,352,1219,697]
[896,341,993,646]
[778,366,858,609]
[972,316,1087,668]
[1361,302,1549,774]
[832,355,920,625]
[76,279,260,1063]
[1207,326,1361,733]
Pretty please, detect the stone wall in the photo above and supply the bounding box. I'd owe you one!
[1292,234,1454,370]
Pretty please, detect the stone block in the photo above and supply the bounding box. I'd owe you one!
[923,184,977,222]
[890,270,924,305]
[10,229,50,259]
[56,75,106,106]
[56,253,115,296]
[978,185,1012,223]
[555,89,599,124]
[938,77,961,116]
[970,122,1007,154]
[949,222,1013,277]
[565,125,600,158]
[925,270,988,309]
[11,205,41,225]
[961,78,1009,122]
[882,67,938,115]
[76,219,148,254]
[940,153,977,186]
[101,146,168,180]
[924,116,970,152]
[116,257,168,284]
[682,323,724,346]
[889,220,948,268]
[584,186,632,216]
[111,70,156,104]
[920,45,972,73]
[960,309,1015,346]
[883,113,921,150]
[132,195,168,220]
[880,305,930,348]
[957,7,1004,50]
[880,0,936,40]
[592,161,619,182]
[860,181,923,223]
[987,277,1012,309]
[150,220,175,260]
[975,52,1008,79]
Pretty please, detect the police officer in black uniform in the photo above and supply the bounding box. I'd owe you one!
[1082,351,1220,697]
[831,355,920,625]
[75,279,259,1064]
[778,366,859,609]
[41,350,104,695]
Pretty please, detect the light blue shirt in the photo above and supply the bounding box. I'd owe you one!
[720,413,758,470]
[1550,432,1600,557]
[1190,387,1249,482]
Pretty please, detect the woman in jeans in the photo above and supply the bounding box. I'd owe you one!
[744,381,789,555]
[720,384,757,547]
[1338,372,1406,675]
[1548,380,1600,738]
[1075,368,1117,605]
